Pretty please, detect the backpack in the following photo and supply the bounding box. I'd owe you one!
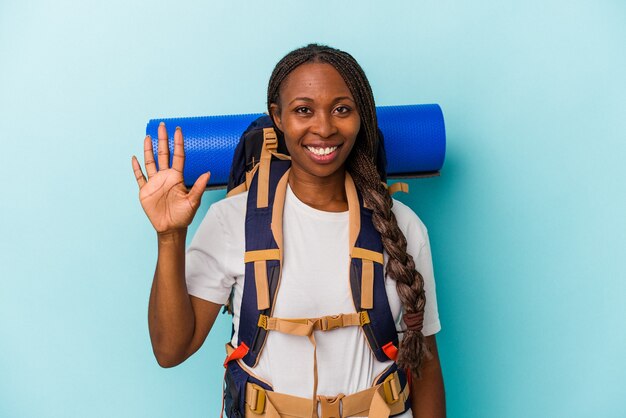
[221,116,410,418]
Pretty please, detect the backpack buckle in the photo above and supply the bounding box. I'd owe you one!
[246,383,266,414]
[322,314,344,331]
[382,372,401,404]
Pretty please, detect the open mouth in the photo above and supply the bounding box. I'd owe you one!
[305,145,339,156]
[304,145,341,163]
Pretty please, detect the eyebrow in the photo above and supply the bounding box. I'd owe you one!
[288,96,355,105]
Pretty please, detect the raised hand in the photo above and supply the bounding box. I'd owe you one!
[132,122,210,233]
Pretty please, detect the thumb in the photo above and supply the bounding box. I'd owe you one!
[188,172,211,207]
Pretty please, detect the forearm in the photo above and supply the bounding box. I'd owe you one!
[411,335,446,418]
[148,228,195,367]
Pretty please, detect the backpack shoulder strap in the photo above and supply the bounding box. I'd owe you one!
[237,159,291,367]
[346,173,401,362]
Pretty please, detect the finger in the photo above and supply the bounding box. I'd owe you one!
[188,172,211,207]
[171,126,185,173]
[131,156,147,188]
[157,121,170,170]
[143,135,157,178]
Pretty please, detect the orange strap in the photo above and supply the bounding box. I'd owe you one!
[223,342,249,368]
[382,342,399,362]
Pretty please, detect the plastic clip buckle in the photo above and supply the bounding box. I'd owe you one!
[323,315,343,331]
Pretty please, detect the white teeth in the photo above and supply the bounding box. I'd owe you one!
[306,146,338,156]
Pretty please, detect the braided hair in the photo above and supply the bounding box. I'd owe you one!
[267,44,428,376]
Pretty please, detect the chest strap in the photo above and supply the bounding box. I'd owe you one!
[244,371,409,418]
[257,311,370,337]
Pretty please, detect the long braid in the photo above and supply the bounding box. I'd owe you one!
[267,44,428,376]
[350,153,429,375]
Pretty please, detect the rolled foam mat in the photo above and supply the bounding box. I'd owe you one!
[146,104,445,188]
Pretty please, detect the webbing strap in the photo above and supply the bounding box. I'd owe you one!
[351,247,383,310]
[361,259,374,309]
[310,333,319,416]
[269,150,291,160]
[246,384,309,417]
[226,161,261,198]
[345,173,360,253]
[257,312,370,337]
[244,249,280,311]
[226,181,247,198]
[243,371,409,417]
[387,182,409,195]
[256,128,278,208]
[247,163,260,190]
[351,247,384,264]
[244,249,281,263]
[254,261,270,310]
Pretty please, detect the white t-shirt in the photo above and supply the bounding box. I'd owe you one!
[186,186,441,417]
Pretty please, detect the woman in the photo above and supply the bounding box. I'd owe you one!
[132,44,445,417]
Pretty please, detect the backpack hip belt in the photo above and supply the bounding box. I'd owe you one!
[240,351,410,418]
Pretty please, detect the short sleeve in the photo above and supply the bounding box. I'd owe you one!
[414,231,441,336]
[185,204,237,305]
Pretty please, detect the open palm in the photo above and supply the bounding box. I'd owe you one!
[132,122,210,233]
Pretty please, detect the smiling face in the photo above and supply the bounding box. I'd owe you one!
[270,62,361,183]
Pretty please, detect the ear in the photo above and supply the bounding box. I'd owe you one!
[269,103,283,131]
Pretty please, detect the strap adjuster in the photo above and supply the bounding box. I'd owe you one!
[318,393,344,417]
[263,129,278,150]
[382,372,401,404]
[359,311,371,326]
[248,383,266,414]
[258,314,268,330]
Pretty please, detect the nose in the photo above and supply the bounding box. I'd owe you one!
[310,112,338,139]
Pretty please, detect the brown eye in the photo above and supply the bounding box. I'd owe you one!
[295,106,312,114]
[334,105,352,115]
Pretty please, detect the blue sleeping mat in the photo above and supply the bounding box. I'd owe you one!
[146,104,445,188]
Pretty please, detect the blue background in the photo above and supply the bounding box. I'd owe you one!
[1,1,625,417]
